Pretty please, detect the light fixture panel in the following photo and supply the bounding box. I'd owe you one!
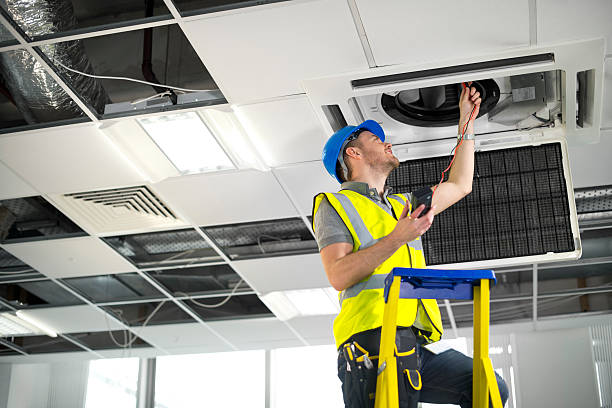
[138,112,235,175]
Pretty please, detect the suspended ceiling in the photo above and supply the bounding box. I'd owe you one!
[0,0,611,361]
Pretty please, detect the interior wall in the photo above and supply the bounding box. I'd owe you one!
[2,361,89,408]
[514,327,599,408]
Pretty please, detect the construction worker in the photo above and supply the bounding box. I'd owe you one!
[312,84,509,407]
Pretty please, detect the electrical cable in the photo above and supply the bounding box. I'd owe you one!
[52,58,216,93]
[105,300,167,348]
[175,278,245,309]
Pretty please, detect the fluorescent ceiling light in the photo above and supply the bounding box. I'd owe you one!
[0,311,57,337]
[15,310,58,338]
[0,312,41,336]
[138,111,235,175]
[261,288,340,321]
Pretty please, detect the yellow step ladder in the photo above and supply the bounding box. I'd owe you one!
[374,268,503,408]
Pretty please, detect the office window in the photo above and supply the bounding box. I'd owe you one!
[85,358,139,408]
[155,350,265,408]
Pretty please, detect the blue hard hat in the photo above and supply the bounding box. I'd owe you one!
[322,119,385,183]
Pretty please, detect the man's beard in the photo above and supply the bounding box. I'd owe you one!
[367,154,399,176]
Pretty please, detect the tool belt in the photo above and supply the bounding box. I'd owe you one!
[338,327,422,408]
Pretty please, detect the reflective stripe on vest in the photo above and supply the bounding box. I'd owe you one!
[332,192,424,303]
[312,189,443,348]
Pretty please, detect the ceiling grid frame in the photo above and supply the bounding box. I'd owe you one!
[0,9,99,123]
[149,181,311,347]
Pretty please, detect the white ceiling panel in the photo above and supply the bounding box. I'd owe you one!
[137,322,232,352]
[19,305,124,334]
[0,160,37,200]
[0,123,146,194]
[289,315,335,346]
[1,237,137,279]
[537,0,612,53]
[207,317,302,350]
[153,170,297,226]
[603,58,612,129]
[569,129,612,188]
[233,254,328,294]
[274,161,338,216]
[181,0,368,103]
[234,96,328,167]
[355,0,530,67]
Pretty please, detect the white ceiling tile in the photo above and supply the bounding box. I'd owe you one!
[537,0,612,53]
[569,129,612,188]
[0,160,38,200]
[355,0,530,66]
[0,122,146,194]
[137,322,231,352]
[208,317,302,350]
[233,254,328,294]
[234,96,328,167]
[19,305,123,334]
[153,170,297,225]
[289,315,335,345]
[274,161,339,216]
[1,237,137,279]
[603,58,612,129]
[181,0,368,103]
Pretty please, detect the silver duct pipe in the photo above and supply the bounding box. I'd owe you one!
[0,0,109,124]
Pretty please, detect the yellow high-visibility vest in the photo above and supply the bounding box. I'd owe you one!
[313,189,443,349]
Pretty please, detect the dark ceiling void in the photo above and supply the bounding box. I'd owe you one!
[388,143,575,265]
[0,248,42,284]
[146,264,247,296]
[103,301,195,327]
[203,217,318,260]
[0,196,86,243]
[1,0,170,40]
[62,273,163,304]
[104,228,222,268]
[188,294,272,321]
[0,342,18,356]
[171,0,290,16]
[0,279,84,309]
[2,334,83,354]
[39,23,224,118]
[381,80,500,128]
[69,330,150,351]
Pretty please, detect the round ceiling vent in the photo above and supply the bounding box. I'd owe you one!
[380,80,500,127]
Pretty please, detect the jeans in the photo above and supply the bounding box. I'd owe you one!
[338,334,509,408]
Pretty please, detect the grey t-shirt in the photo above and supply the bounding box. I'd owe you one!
[313,181,408,250]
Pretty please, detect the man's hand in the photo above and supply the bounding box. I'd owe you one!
[389,202,436,246]
[458,83,482,135]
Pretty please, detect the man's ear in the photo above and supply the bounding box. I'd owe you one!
[345,146,360,160]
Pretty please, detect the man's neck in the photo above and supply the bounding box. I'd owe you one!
[350,174,388,199]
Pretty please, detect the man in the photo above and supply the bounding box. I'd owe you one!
[312,84,509,407]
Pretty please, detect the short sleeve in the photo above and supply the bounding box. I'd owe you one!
[313,197,354,250]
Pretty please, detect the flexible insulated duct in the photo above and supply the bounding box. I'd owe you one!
[0,0,109,124]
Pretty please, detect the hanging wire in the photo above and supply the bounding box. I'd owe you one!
[175,279,245,309]
[52,58,216,93]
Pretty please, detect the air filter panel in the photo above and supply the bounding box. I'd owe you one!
[387,141,579,268]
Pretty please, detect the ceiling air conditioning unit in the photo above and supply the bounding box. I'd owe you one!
[303,39,606,269]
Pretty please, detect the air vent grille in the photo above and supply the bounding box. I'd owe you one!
[203,218,317,260]
[388,143,575,265]
[53,186,185,234]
